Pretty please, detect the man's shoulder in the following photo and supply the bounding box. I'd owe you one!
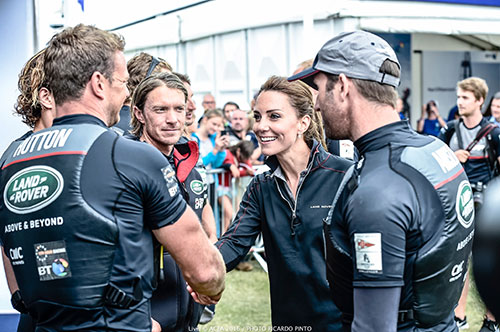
[359,150,413,193]
[350,167,414,220]
[113,135,167,166]
[438,119,458,143]
[489,123,500,136]
[1,131,33,162]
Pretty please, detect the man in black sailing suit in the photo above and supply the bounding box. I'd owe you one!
[1,48,56,332]
[129,72,214,331]
[290,30,472,332]
[0,24,225,332]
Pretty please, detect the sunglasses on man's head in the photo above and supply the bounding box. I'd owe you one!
[145,56,160,77]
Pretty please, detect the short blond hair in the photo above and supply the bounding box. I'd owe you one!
[457,77,488,107]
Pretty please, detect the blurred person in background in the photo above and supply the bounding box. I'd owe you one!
[484,91,500,126]
[396,97,405,120]
[217,140,255,234]
[417,100,447,136]
[226,108,262,162]
[192,109,228,175]
[192,109,229,224]
[293,59,314,75]
[440,78,500,332]
[202,93,216,111]
[222,101,239,127]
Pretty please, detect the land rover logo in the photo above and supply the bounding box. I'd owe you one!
[4,166,63,214]
[456,180,474,229]
[190,180,204,195]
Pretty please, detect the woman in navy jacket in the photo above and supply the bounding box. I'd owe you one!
[215,76,352,331]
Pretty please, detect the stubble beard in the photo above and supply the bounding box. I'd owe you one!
[322,97,350,140]
[107,107,120,127]
[324,118,349,140]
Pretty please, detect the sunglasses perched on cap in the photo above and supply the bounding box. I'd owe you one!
[145,56,161,77]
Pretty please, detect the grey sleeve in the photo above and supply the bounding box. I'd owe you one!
[351,287,401,332]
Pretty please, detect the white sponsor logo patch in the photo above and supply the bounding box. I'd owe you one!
[4,165,64,214]
[456,180,474,229]
[354,233,382,273]
[161,165,178,197]
[431,145,459,173]
[449,260,465,282]
[10,247,24,265]
[339,140,355,160]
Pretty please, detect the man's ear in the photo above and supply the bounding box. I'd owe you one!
[38,87,54,110]
[89,71,106,100]
[133,106,145,124]
[338,73,350,101]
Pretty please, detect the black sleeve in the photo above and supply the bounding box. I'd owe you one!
[216,176,262,271]
[352,287,401,332]
[490,127,500,158]
[438,120,455,144]
[346,176,415,287]
[82,134,187,230]
[115,138,187,229]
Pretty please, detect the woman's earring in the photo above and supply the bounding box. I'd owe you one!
[297,132,303,138]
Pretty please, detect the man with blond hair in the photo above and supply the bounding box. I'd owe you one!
[440,77,500,187]
[440,77,500,331]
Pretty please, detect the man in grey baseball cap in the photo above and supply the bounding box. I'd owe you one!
[290,31,469,332]
[288,30,400,90]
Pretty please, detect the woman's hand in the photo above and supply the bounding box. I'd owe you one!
[215,134,229,152]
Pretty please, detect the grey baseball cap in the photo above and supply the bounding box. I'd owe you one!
[288,30,400,89]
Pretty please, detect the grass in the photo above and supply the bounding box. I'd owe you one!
[465,276,487,330]
[199,259,489,331]
[199,260,271,331]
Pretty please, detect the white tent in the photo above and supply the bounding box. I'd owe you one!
[1,1,500,325]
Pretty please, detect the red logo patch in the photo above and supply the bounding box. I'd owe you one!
[357,239,375,249]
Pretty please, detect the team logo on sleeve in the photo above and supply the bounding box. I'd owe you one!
[354,233,382,273]
[456,180,474,229]
[190,180,204,195]
[3,166,63,214]
[161,165,179,197]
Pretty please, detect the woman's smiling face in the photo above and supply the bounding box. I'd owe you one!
[253,90,302,157]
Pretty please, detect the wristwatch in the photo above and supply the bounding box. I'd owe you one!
[11,290,28,314]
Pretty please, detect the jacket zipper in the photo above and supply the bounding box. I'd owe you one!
[275,147,318,236]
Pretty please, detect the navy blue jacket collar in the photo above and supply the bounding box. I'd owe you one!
[354,120,413,156]
[52,114,108,128]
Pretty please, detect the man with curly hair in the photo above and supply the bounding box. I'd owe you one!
[1,48,56,332]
